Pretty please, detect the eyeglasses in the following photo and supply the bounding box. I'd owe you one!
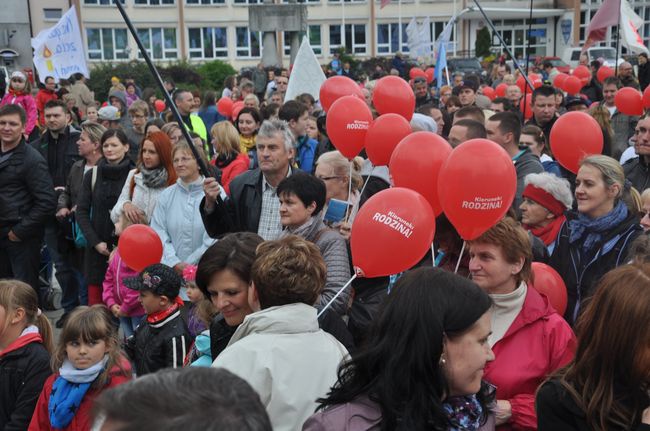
[317,176,341,182]
[173,156,194,165]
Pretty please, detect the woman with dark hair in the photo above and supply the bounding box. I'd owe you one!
[195,232,264,359]
[76,129,135,305]
[236,107,262,169]
[277,172,351,316]
[110,131,177,225]
[304,267,496,430]
[468,217,575,430]
[519,124,562,177]
[537,264,650,431]
[141,87,157,119]
[549,155,643,325]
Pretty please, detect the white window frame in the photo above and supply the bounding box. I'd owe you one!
[283,26,322,56]
[376,22,409,55]
[134,0,175,5]
[185,0,225,4]
[137,28,179,60]
[232,0,262,6]
[83,0,124,5]
[329,24,367,54]
[235,27,262,58]
[86,28,129,61]
[327,0,365,3]
[187,27,228,59]
[43,8,62,21]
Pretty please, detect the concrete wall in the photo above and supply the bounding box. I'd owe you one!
[0,1,32,71]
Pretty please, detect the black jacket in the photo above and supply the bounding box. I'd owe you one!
[209,314,237,360]
[548,211,642,326]
[0,341,51,431]
[537,379,650,431]
[0,139,57,240]
[200,168,291,238]
[623,156,650,193]
[126,309,192,376]
[76,157,134,284]
[639,62,650,91]
[31,125,81,188]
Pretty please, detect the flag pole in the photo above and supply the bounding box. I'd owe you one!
[113,0,212,179]
[614,0,621,76]
[522,0,533,120]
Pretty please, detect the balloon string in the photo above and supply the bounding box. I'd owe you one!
[431,242,436,267]
[357,166,374,202]
[454,241,466,274]
[344,161,353,224]
[317,273,358,318]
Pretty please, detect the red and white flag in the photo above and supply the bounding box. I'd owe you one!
[620,0,649,54]
[583,0,648,54]
[582,0,620,53]
[380,0,391,9]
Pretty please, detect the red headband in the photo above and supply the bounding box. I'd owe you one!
[522,185,566,216]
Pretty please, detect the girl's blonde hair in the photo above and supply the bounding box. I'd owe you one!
[53,305,129,388]
[316,150,364,191]
[0,280,53,354]
[210,121,241,155]
[194,299,217,327]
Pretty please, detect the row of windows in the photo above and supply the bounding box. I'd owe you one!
[86,22,455,61]
[84,0,404,5]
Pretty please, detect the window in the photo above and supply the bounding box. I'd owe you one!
[135,0,175,4]
[377,23,409,54]
[491,19,546,59]
[137,28,178,60]
[236,27,261,58]
[84,0,124,4]
[328,0,365,3]
[283,27,322,56]
[329,24,367,54]
[233,0,261,5]
[188,27,228,59]
[86,28,129,61]
[186,0,224,4]
[43,8,62,20]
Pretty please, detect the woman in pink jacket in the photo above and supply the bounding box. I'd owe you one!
[468,217,576,430]
[1,71,38,138]
[102,216,146,338]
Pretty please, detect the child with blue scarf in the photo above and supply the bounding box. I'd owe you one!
[29,306,131,430]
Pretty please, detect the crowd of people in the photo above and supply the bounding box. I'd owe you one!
[0,51,649,431]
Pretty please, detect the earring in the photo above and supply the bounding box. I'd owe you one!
[439,356,447,366]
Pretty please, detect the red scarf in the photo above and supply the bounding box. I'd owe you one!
[525,215,566,246]
[0,333,42,358]
[146,297,184,324]
[8,87,27,97]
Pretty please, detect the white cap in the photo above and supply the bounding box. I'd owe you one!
[10,71,26,81]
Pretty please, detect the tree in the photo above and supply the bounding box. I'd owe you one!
[475,26,491,58]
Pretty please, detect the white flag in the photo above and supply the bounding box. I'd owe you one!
[285,36,326,102]
[620,0,649,54]
[434,16,455,59]
[406,18,421,56]
[31,6,89,84]
[421,17,432,59]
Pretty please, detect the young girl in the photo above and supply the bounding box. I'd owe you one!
[29,306,132,430]
[0,71,38,138]
[0,280,53,430]
[183,265,207,338]
[102,215,146,339]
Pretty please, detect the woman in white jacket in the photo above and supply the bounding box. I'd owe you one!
[150,140,215,300]
[111,131,177,224]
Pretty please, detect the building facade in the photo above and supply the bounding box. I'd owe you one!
[21,0,650,71]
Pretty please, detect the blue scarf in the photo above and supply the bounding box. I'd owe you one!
[443,394,483,431]
[569,201,628,256]
[48,356,108,428]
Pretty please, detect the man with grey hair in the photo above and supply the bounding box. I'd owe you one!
[520,172,573,254]
[201,120,295,239]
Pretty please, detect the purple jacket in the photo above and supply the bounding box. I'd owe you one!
[102,248,145,317]
[303,397,496,431]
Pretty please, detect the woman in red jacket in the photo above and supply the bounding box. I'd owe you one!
[209,121,250,195]
[468,217,576,430]
[29,306,131,431]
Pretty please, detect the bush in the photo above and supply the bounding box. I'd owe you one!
[475,26,491,59]
[88,61,159,103]
[197,60,237,95]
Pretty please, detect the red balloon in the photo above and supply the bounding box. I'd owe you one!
[572,65,591,86]
[516,75,527,92]
[118,225,163,272]
[326,95,373,159]
[438,139,516,240]
[528,73,543,89]
[615,87,644,116]
[519,93,533,120]
[372,76,416,121]
[596,66,614,83]
[553,73,569,90]
[365,114,412,166]
[154,99,166,113]
[482,86,496,101]
[531,262,568,315]
[563,76,583,95]
[550,112,604,174]
[425,67,435,84]
[409,67,426,79]
[319,76,364,112]
[495,83,508,97]
[643,86,650,109]
[350,188,436,278]
[231,101,244,121]
[217,97,233,117]
[389,131,453,216]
